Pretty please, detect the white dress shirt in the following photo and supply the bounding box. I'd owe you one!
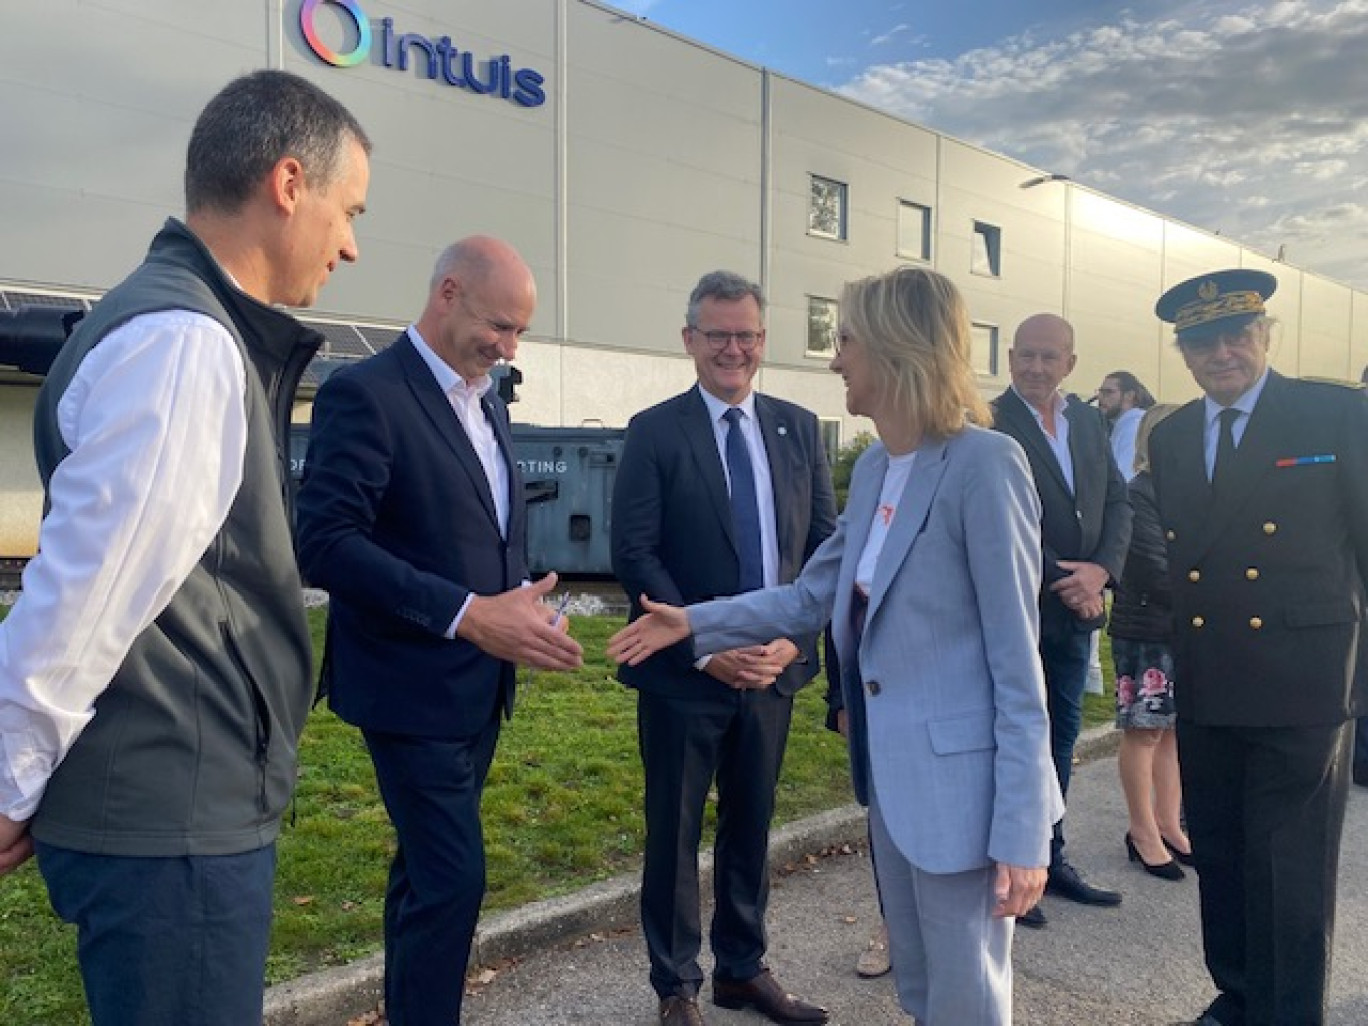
[1202,367,1270,481]
[1013,385,1075,494]
[407,326,511,637]
[0,311,247,820]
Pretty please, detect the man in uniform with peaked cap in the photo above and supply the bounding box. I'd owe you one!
[1148,268,1368,1026]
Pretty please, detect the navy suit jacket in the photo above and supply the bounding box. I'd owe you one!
[611,386,837,698]
[1150,371,1368,726]
[296,333,525,738]
[992,387,1132,641]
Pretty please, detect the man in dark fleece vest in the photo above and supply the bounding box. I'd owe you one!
[0,71,370,1026]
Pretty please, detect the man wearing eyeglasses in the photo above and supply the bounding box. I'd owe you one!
[612,270,837,1026]
[1150,269,1368,1026]
[296,236,583,1026]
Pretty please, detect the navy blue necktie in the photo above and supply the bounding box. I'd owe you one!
[1212,407,1240,494]
[723,407,764,593]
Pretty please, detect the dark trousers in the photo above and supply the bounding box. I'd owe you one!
[1177,719,1351,1026]
[1039,627,1091,864]
[637,686,794,999]
[36,842,276,1026]
[364,716,501,1026]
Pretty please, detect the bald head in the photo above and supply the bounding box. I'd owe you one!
[1009,313,1077,411]
[417,235,536,382]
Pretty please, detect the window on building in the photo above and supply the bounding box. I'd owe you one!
[819,418,842,470]
[897,200,932,261]
[971,221,1001,277]
[971,322,1000,377]
[807,296,839,357]
[809,176,848,241]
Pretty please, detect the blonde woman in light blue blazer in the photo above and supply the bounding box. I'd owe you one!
[610,266,1064,1025]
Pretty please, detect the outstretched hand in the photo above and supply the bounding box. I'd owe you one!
[458,571,584,671]
[606,595,692,666]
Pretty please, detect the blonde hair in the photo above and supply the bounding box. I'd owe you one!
[840,266,990,439]
[1132,403,1180,475]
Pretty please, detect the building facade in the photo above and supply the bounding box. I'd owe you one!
[2,0,1366,563]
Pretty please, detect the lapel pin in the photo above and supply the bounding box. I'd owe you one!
[777,425,788,436]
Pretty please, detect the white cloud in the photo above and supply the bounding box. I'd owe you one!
[871,23,911,47]
[837,0,1368,287]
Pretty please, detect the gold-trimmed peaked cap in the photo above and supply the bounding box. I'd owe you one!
[1156,269,1277,344]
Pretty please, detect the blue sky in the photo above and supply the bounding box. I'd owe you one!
[614,0,1368,290]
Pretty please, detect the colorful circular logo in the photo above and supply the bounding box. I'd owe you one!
[300,0,372,67]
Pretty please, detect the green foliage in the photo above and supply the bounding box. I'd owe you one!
[830,431,876,510]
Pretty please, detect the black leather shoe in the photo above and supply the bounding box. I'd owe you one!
[1126,833,1185,881]
[1162,835,1196,866]
[1047,860,1122,906]
[1016,904,1047,929]
[660,995,707,1025]
[713,970,829,1025]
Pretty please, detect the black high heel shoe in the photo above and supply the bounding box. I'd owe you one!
[1126,834,1186,881]
[1162,836,1195,866]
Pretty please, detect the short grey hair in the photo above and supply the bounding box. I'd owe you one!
[686,270,765,327]
[186,69,371,215]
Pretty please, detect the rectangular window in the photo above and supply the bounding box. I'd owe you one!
[897,200,932,261]
[808,176,848,240]
[971,221,1001,277]
[819,418,842,470]
[971,322,1000,377]
[806,296,839,357]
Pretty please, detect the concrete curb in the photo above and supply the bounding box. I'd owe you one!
[263,725,1118,1026]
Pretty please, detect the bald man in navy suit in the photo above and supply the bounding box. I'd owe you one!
[297,237,582,1026]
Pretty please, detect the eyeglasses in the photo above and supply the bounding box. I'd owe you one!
[691,328,763,352]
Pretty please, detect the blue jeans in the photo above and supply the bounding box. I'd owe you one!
[1039,628,1091,864]
[36,842,276,1026]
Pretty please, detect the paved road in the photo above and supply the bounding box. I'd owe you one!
[455,755,1368,1026]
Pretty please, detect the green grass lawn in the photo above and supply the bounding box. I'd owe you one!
[0,607,1117,1024]
[0,611,852,1024]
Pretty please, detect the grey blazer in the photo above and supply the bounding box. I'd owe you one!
[690,425,1064,873]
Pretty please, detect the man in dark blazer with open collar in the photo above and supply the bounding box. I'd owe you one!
[296,237,583,1026]
[991,313,1132,924]
[1150,270,1368,1026]
[612,271,837,1026]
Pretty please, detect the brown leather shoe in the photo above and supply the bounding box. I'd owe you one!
[660,995,706,1025]
[713,969,829,1025]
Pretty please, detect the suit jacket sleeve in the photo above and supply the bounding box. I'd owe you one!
[791,413,838,665]
[296,369,467,635]
[611,411,687,611]
[962,438,1061,868]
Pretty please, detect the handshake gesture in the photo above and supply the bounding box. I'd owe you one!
[607,595,796,690]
